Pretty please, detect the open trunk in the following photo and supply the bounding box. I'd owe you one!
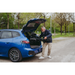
[22,18,46,48]
[24,32,41,48]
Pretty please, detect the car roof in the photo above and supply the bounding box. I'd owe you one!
[0,29,22,32]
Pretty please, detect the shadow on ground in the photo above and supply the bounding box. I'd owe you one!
[22,56,40,62]
[0,56,40,62]
[0,57,11,62]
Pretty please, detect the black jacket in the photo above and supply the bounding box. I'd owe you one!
[40,30,52,43]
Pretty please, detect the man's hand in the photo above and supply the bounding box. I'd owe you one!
[44,37,47,39]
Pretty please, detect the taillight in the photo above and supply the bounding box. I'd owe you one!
[21,40,30,44]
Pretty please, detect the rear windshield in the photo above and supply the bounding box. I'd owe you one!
[25,23,39,30]
[22,21,42,32]
[26,20,42,28]
[27,23,36,27]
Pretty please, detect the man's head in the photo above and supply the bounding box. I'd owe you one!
[41,26,46,32]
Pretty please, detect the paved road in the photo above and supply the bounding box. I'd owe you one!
[0,37,75,62]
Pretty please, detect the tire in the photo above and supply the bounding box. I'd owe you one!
[9,48,22,62]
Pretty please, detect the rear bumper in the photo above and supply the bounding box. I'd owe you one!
[28,48,42,56]
[21,45,42,58]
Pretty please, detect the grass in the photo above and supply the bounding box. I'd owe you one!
[35,31,75,39]
[52,33,75,39]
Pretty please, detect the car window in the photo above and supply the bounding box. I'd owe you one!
[12,31,20,37]
[1,31,12,39]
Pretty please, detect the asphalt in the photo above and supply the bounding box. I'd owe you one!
[0,37,75,62]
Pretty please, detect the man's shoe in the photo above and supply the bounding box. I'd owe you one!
[47,56,51,59]
[39,56,44,59]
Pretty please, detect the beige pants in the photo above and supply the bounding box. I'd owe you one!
[42,42,52,57]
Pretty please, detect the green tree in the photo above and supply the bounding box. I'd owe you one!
[7,13,9,29]
[0,13,15,29]
[64,13,73,34]
[54,13,65,35]
[53,13,73,35]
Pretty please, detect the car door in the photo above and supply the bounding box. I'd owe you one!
[0,31,12,54]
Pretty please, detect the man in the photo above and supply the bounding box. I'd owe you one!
[39,26,52,59]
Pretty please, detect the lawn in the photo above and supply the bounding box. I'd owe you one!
[52,33,75,39]
[35,31,75,39]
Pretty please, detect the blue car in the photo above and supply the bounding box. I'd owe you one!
[0,18,46,62]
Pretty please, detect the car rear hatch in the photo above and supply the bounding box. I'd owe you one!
[22,18,46,33]
[22,18,46,48]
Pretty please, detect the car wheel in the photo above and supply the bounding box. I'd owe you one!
[9,48,22,62]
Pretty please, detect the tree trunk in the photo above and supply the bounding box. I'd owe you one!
[61,24,62,35]
[12,24,13,29]
[1,25,2,29]
[17,13,20,29]
[54,24,55,36]
[18,21,19,29]
[7,13,9,29]
[44,15,45,27]
[1,25,3,29]
[65,24,66,35]
[15,25,16,29]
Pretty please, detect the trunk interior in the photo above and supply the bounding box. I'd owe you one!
[24,32,41,48]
